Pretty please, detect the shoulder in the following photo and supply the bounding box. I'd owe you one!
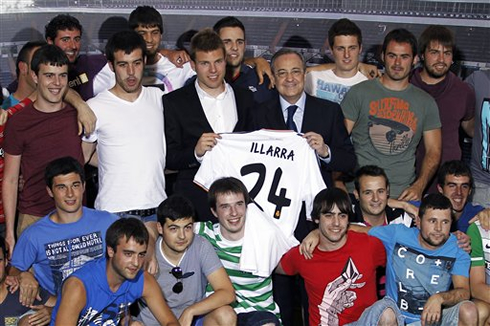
[163,82,195,101]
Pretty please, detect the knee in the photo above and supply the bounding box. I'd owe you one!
[379,307,398,326]
[458,301,478,325]
[204,305,237,326]
[474,300,490,326]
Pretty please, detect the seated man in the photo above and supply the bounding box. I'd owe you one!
[138,195,235,325]
[0,235,55,326]
[9,157,118,300]
[51,218,178,326]
[277,188,402,326]
[467,219,490,326]
[196,177,281,326]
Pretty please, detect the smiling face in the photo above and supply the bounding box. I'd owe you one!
[317,204,349,251]
[48,29,81,63]
[158,217,194,256]
[273,52,306,104]
[192,48,227,97]
[418,207,451,250]
[108,236,147,281]
[422,41,452,80]
[437,174,471,215]
[355,175,389,221]
[32,63,68,110]
[331,35,361,78]
[47,172,84,217]
[211,192,247,241]
[134,25,161,59]
[382,41,415,83]
[218,26,246,76]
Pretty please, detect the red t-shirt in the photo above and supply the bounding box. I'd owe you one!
[3,101,83,216]
[0,98,33,223]
[281,231,386,326]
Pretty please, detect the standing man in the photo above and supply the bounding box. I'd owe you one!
[82,31,166,271]
[411,25,475,192]
[138,195,236,326]
[9,157,118,299]
[305,18,367,104]
[341,28,442,200]
[213,16,276,104]
[51,218,179,326]
[164,28,254,221]
[254,48,356,188]
[3,45,84,256]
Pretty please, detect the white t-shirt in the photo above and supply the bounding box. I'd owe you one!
[305,69,367,103]
[84,87,166,212]
[92,54,196,96]
[194,129,326,241]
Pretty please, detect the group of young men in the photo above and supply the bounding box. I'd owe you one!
[0,4,489,326]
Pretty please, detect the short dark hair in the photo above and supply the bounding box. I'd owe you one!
[437,160,473,189]
[0,235,6,258]
[328,18,362,48]
[311,188,353,221]
[106,218,149,255]
[15,41,47,78]
[419,25,455,57]
[30,44,69,75]
[419,193,452,220]
[382,28,417,58]
[213,16,246,37]
[208,177,250,210]
[190,28,226,62]
[354,165,389,193]
[44,156,85,189]
[270,48,306,73]
[45,14,82,41]
[157,195,196,226]
[105,30,146,64]
[128,6,163,34]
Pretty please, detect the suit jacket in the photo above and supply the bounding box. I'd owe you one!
[254,93,356,187]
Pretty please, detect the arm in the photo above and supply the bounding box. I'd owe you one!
[8,266,40,306]
[81,141,97,166]
[399,128,441,201]
[470,266,490,303]
[469,208,490,231]
[55,277,87,326]
[243,57,274,88]
[387,198,418,218]
[344,118,355,135]
[142,272,180,326]
[461,117,474,138]
[160,48,190,68]
[179,267,235,326]
[143,221,159,275]
[421,275,470,326]
[64,88,96,136]
[25,294,57,326]
[3,153,21,258]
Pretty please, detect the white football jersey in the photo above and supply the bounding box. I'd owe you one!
[194,129,326,240]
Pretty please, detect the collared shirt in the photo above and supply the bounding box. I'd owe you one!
[195,79,238,133]
[279,91,331,163]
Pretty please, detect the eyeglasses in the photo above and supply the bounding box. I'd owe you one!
[170,267,195,294]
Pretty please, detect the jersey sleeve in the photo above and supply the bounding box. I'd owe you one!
[279,246,302,275]
[467,223,485,267]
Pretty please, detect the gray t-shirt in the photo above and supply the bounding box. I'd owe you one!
[138,234,223,324]
[341,79,440,197]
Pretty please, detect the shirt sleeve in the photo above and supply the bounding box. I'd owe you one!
[422,96,442,131]
[198,236,224,277]
[340,83,361,122]
[280,246,301,275]
[370,235,387,268]
[10,229,38,271]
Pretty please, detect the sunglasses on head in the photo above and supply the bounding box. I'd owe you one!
[170,267,195,294]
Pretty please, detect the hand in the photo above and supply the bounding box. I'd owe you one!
[398,182,424,201]
[0,109,8,125]
[358,63,381,79]
[145,252,159,276]
[421,294,443,326]
[76,102,97,136]
[299,229,320,259]
[5,275,20,293]
[162,49,190,68]
[246,57,274,89]
[303,132,329,158]
[27,305,53,326]
[469,208,490,231]
[19,271,40,306]
[454,230,471,254]
[179,307,195,326]
[195,133,220,158]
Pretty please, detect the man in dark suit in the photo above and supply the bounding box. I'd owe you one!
[163,28,254,222]
[254,48,356,326]
[254,48,356,189]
